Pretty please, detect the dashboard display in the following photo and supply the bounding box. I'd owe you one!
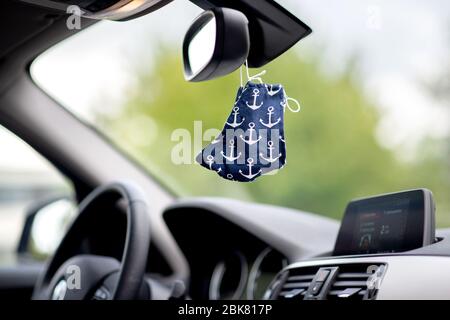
[334,189,435,256]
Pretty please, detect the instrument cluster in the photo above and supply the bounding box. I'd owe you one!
[208,248,288,300]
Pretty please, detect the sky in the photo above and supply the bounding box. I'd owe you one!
[3,0,450,172]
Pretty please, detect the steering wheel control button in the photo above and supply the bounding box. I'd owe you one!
[304,267,339,300]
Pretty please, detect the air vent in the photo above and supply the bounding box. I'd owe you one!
[328,264,385,300]
[277,267,317,300]
[271,263,386,300]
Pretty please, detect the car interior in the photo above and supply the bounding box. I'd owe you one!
[0,0,449,301]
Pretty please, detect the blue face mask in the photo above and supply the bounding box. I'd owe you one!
[196,68,300,182]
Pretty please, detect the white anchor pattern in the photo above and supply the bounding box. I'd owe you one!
[221,140,242,162]
[226,107,245,128]
[260,106,281,128]
[196,82,288,182]
[246,88,264,110]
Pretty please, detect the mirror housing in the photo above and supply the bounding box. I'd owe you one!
[183,8,250,82]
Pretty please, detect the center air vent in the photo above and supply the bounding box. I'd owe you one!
[277,267,318,300]
[328,264,385,300]
[270,263,386,300]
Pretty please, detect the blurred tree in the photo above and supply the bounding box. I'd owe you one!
[97,48,449,224]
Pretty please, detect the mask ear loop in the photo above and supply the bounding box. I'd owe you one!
[286,97,301,113]
[241,62,300,112]
[281,88,301,113]
[239,64,244,88]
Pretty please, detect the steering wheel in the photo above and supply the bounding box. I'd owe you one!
[32,182,151,300]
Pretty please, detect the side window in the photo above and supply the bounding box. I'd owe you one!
[0,125,74,258]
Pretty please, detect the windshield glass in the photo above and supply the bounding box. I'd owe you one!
[31,0,450,225]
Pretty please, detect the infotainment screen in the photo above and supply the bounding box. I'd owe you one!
[333,189,435,256]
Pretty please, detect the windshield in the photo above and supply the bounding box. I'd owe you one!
[31,0,450,225]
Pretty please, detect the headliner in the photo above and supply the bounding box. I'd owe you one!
[0,1,95,94]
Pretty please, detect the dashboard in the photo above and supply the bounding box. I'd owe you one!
[1,190,448,300]
[160,191,450,300]
[162,197,339,300]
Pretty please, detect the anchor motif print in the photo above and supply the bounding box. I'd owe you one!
[196,81,290,182]
[226,107,245,128]
[246,89,264,110]
[260,106,281,128]
[239,158,262,180]
[266,84,282,96]
[221,140,242,162]
[240,122,262,146]
[206,155,215,170]
[260,141,282,163]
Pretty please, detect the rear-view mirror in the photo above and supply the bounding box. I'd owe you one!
[183,7,250,82]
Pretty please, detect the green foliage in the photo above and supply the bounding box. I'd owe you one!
[98,48,449,224]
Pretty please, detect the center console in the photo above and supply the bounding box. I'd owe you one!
[266,189,441,300]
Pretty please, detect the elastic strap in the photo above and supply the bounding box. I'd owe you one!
[284,96,301,113]
[239,62,301,113]
[240,64,244,88]
[240,61,267,85]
